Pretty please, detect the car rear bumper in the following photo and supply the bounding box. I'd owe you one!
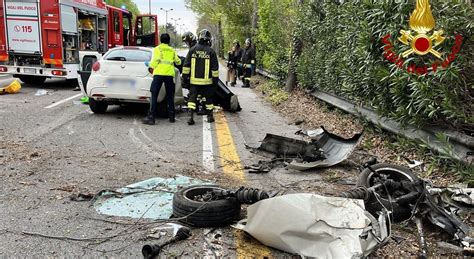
[87,73,184,105]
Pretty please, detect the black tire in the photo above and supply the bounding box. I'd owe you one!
[172,185,241,227]
[357,163,419,223]
[18,75,46,85]
[89,98,108,114]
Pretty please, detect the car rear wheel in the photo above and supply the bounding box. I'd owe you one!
[89,98,108,114]
[18,75,46,85]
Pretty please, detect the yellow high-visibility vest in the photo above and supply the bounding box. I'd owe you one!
[149,44,181,77]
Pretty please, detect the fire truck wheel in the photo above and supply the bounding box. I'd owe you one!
[89,98,108,114]
[18,75,46,85]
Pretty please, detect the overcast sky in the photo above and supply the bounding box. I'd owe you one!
[132,0,198,34]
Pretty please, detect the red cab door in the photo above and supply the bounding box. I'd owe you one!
[134,15,159,47]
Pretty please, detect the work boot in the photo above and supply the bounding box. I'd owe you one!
[142,114,155,125]
[225,81,228,86]
[169,113,175,123]
[207,111,215,123]
[187,110,195,125]
[231,81,236,87]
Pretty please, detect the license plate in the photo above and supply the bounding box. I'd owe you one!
[106,78,136,88]
[24,68,36,74]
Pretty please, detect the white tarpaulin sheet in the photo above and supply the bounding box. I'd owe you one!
[234,194,390,258]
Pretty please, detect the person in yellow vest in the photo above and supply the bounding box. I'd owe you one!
[143,33,181,125]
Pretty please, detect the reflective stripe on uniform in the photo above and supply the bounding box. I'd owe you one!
[212,70,219,77]
[191,78,213,85]
[205,59,210,80]
[191,58,196,80]
[206,104,214,110]
[158,60,174,65]
[183,67,191,74]
[188,102,196,110]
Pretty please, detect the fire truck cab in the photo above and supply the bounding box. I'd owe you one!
[0,0,158,85]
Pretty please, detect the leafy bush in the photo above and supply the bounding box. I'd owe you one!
[260,80,289,106]
[257,0,296,79]
[295,0,474,131]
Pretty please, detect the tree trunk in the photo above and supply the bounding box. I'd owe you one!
[285,36,303,92]
[285,0,304,92]
[251,0,258,37]
[217,19,224,57]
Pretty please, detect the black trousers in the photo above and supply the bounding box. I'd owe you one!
[150,75,175,118]
[243,65,252,87]
[187,85,214,111]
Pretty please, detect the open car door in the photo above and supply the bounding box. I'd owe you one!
[134,15,159,47]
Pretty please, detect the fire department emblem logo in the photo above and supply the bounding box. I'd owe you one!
[381,0,464,75]
[398,0,445,59]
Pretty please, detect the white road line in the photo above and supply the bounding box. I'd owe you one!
[45,93,82,109]
[202,117,214,172]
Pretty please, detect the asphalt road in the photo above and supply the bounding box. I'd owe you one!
[0,61,333,257]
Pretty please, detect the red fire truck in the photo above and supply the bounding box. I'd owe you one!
[0,0,158,85]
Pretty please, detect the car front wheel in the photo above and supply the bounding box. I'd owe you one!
[89,98,108,114]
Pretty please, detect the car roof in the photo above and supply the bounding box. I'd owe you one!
[107,46,152,52]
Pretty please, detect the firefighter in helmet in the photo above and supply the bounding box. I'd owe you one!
[182,32,197,49]
[182,29,219,125]
[241,38,256,88]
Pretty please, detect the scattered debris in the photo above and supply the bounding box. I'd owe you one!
[142,226,192,258]
[233,193,390,258]
[69,192,94,202]
[94,175,209,219]
[102,152,117,158]
[245,159,286,174]
[254,127,362,171]
[35,89,49,96]
[344,162,473,256]
[51,185,76,192]
[0,79,21,95]
[294,119,305,125]
[146,223,184,239]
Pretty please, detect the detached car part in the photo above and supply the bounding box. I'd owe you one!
[233,193,391,258]
[172,185,241,227]
[214,79,242,112]
[353,163,421,223]
[350,163,472,253]
[142,226,192,259]
[256,127,363,170]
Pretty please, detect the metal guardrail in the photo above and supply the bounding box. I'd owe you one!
[256,70,473,165]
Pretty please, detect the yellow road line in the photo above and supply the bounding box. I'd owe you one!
[214,111,272,258]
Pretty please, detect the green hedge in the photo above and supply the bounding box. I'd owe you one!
[256,0,295,78]
[294,0,473,131]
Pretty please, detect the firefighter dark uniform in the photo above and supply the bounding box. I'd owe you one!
[182,30,219,125]
[241,38,256,88]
